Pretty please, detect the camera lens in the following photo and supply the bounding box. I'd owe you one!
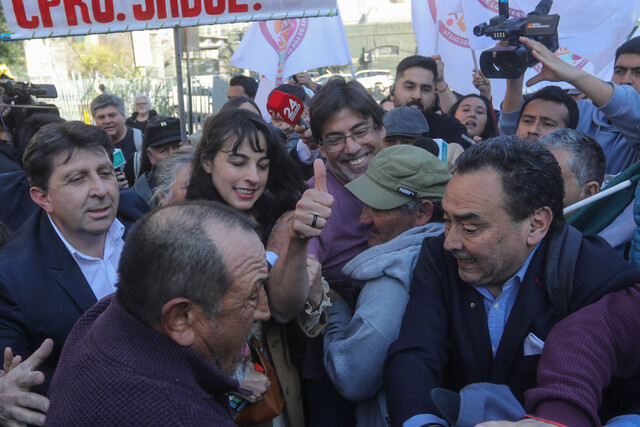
[494,51,525,77]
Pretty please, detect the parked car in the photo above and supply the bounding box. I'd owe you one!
[355,69,394,93]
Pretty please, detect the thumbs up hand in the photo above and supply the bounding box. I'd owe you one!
[292,159,334,240]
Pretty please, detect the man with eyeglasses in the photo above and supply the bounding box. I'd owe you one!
[268,76,386,427]
[126,94,158,132]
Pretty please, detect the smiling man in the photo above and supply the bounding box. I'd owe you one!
[513,86,579,141]
[0,121,127,395]
[384,136,640,427]
[270,77,386,427]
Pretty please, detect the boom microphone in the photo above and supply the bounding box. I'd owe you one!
[267,90,310,129]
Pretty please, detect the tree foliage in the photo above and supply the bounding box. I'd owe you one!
[0,7,26,78]
[69,39,135,79]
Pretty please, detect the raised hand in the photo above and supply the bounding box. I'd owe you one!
[292,159,334,240]
[521,37,578,87]
[473,68,492,99]
[431,54,446,84]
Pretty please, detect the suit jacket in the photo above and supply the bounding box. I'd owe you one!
[0,209,137,394]
[384,226,640,426]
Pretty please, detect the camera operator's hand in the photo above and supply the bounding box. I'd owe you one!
[521,37,577,86]
[521,37,614,107]
[496,38,526,114]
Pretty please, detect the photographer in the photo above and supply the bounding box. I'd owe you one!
[499,36,640,175]
[0,103,20,174]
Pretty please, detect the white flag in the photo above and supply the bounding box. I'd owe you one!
[412,0,506,107]
[551,0,640,74]
[230,13,352,85]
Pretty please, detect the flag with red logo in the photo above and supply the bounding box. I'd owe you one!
[412,0,504,104]
[230,13,353,85]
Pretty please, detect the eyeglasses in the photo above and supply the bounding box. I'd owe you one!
[321,124,377,152]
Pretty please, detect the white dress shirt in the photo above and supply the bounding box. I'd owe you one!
[48,215,125,300]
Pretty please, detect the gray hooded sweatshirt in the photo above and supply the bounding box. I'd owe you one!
[323,223,445,427]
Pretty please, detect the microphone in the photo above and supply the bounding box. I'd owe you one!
[267,90,310,129]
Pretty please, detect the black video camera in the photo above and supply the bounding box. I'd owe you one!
[0,79,58,105]
[473,0,559,79]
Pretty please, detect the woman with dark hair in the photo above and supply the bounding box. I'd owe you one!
[186,108,311,427]
[187,108,306,239]
[449,93,498,141]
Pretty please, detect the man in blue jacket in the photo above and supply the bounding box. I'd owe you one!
[384,137,640,427]
[499,36,640,175]
[0,121,134,395]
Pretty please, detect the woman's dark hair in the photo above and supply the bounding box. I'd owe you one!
[186,108,306,240]
[219,96,262,116]
[448,94,498,140]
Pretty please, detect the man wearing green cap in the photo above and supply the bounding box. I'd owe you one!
[322,144,452,427]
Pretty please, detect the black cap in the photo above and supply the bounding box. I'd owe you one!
[145,117,182,148]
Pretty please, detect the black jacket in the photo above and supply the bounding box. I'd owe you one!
[425,111,471,148]
[384,225,640,426]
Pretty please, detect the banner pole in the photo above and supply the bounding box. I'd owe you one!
[173,26,188,145]
[433,19,439,54]
[185,28,194,136]
[471,48,479,70]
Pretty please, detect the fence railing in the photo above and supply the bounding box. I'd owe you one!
[51,77,222,134]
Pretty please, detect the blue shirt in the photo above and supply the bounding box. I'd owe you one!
[476,244,540,357]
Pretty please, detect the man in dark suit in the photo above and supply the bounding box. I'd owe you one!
[384,136,640,427]
[0,121,127,397]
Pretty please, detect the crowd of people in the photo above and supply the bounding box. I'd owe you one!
[0,32,637,427]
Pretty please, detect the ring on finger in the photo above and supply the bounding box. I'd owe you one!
[311,214,319,228]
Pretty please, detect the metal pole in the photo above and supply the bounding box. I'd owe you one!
[173,26,188,145]
[185,28,194,135]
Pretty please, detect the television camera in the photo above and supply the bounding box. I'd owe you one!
[473,0,560,79]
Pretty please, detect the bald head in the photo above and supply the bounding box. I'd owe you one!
[116,201,257,326]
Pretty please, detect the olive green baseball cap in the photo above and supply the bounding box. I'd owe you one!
[345,145,452,210]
